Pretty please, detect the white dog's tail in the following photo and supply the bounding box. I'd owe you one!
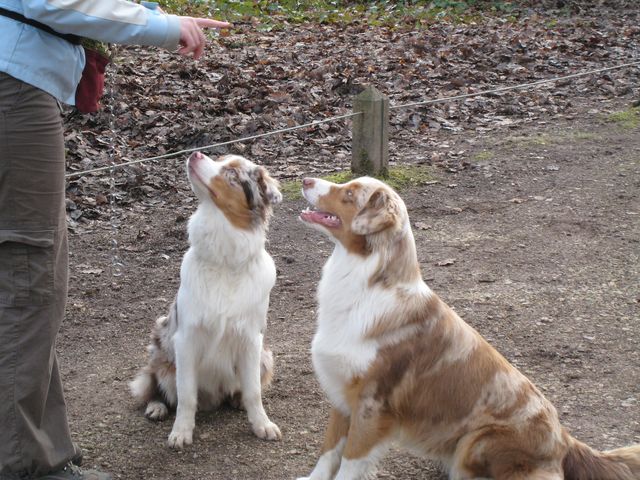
[129,369,157,404]
[260,346,274,388]
[129,369,171,420]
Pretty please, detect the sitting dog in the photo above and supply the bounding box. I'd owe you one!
[130,152,283,448]
[298,176,639,480]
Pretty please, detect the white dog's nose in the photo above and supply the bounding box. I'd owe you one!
[189,151,204,162]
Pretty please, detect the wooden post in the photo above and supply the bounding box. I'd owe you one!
[351,85,389,176]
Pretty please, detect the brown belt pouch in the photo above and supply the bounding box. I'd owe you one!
[74,48,111,114]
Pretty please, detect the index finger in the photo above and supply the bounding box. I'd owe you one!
[193,18,232,29]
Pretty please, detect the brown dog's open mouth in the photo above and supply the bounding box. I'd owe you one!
[300,208,341,228]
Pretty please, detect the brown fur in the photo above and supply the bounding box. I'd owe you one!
[303,177,640,479]
[364,288,442,339]
[206,160,279,231]
[320,409,351,454]
[351,189,400,236]
[359,187,422,288]
[563,436,640,480]
[312,181,420,285]
[315,183,370,256]
[210,172,253,230]
[368,231,421,288]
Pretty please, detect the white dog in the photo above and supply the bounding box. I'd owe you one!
[130,152,283,448]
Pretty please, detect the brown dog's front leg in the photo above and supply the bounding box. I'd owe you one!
[333,397,393,480]
[298,408,350,480]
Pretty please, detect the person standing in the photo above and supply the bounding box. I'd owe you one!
[0,1,230,478]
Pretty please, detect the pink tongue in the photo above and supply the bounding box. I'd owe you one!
[301,210,341,228]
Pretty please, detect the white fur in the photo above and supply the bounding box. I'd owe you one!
[303,178,332,205]
[304,178,430,416]
[311,244,413,415]
[333,442,390,480]
[131,154,282,448]
[298,177,604,480]
[169,156,280,447]
[297,438,347,480]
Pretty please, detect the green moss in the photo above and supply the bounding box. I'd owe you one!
[279,180,304,201]
[280,164,435,201]
[385,164,435,190]
[607,108,640,129]
[473,151,494,161]
[568,131,601,141]
[506,130,603,149]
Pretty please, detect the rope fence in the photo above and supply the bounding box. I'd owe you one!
[390,60,640,110]
[65,59,640,179]
[65,111,359,178]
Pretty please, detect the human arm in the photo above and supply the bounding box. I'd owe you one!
[20,0,229,55]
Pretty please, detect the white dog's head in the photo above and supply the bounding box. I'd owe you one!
[187,152,282,230]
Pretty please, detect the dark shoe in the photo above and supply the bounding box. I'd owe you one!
[71,443,83,466]
[36,463,112,480]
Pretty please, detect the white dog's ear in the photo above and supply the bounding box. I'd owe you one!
[256,167,283,205]
[352,188,400,235]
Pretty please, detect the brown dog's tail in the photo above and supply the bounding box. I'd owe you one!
[563,433,640,480]
[260,346,274,388]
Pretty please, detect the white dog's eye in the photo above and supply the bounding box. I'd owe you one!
[224,167,240,184]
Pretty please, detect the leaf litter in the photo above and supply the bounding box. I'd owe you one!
[63,5,640,224]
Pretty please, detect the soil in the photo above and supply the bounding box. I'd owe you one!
[58,90,640,480]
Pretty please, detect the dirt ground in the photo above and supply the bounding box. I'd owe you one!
[59,94,639,479]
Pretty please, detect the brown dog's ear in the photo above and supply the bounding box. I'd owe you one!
[351,188,399,235]
[255,167,283,205]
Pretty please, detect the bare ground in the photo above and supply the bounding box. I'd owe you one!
[57,94,640,479]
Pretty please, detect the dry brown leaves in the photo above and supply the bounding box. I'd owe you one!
[63,6,640,222]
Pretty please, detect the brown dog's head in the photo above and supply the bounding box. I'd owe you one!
[299,176,408,256]
[187,152,282,230]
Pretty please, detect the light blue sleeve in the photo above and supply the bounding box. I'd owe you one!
[20,0,181,50]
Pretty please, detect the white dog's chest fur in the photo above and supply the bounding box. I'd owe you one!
[174,207,276,396]
[178,247,276,330]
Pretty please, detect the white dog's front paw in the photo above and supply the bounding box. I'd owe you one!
[252,420,282,441]
[167,425,193,449]
[296,477,311,480]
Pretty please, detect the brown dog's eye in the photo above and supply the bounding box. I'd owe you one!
[342,189,354,203]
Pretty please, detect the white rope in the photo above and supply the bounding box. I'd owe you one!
[391,60,640,110]
[65,59,640,179]
[65,111,360,178]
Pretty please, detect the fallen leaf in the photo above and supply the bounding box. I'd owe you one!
[437,258,456,267]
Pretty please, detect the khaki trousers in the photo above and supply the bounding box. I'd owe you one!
[0,72,77,478]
